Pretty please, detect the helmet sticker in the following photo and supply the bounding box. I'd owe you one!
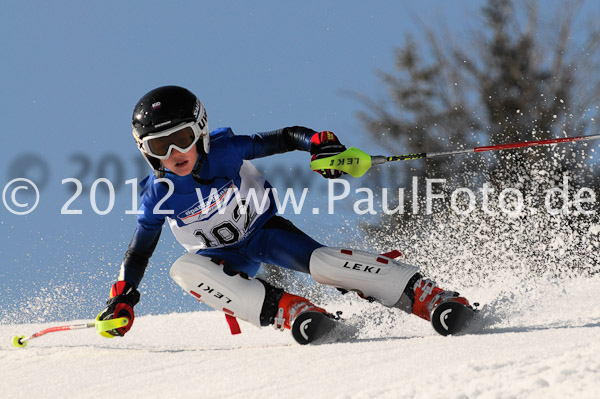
[152,101,161,110]
[198,108,207,130]
[154,120,172,128]
[193,99,200,118]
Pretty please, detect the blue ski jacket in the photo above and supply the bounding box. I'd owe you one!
[120,126,316,288]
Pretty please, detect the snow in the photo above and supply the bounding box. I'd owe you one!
[2,277,600,398]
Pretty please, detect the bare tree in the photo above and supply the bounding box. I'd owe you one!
[358,0,600,191]
[357,0,600,274]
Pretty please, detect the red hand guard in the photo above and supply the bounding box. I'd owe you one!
[98,281,140,336]
[310,131,346,179]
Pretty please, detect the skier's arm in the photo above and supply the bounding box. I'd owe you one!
[96,224,162,337]
[119,225,162,289]
[235,126,317,159]
[119,178,168,288]
[235,126,347,178]
[97,177,166,337]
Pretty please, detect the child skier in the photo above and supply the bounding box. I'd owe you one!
[97,85,473,343]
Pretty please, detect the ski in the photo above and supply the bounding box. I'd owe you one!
[291,311,342,345]
[430,301,477,336]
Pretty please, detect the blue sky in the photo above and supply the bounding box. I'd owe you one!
[2,1,598,321]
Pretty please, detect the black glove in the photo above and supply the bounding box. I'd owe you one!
[310,131,347,179]
[97,281,140,337]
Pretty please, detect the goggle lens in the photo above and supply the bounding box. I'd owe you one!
[147,127,196,157]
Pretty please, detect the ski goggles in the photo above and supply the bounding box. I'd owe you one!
[141,121,202,159]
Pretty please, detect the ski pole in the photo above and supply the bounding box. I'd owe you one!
[12,317,129,348]
[310,133,600,178]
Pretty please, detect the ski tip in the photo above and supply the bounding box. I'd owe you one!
[430,301,476,336]
[291,311,339,345]
[12,335,27,348]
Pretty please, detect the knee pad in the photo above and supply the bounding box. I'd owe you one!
[170,254,266,327]
[309,247,419,307]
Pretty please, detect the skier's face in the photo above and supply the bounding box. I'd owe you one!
[160,144,199,176]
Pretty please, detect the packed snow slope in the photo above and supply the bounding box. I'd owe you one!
[2,276,599,399]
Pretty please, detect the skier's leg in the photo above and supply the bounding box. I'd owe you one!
[170,253,265,326]
[309,247,418,308]
[169,253,328,329]
[250,215,323,274]
[247,217,471,323]
[309,247,471,321]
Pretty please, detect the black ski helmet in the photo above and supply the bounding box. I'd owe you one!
[132,85,209,175]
